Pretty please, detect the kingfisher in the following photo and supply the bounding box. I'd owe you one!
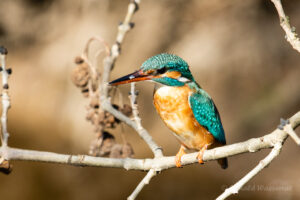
[109,53,228,169]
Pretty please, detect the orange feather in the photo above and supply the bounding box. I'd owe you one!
[153,85,217,150]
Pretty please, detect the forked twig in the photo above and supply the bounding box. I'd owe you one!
[216,143,283,200]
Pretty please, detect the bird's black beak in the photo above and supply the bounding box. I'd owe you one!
[109,70,152,86]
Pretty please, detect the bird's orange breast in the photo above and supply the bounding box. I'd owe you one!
[153,85,215,150]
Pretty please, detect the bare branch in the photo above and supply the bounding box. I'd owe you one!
[270,0,300,53]
[0,46,10,148]
[97,0,163,160]
[1,110,299,171]
[130,83,163,158]
[100,0,140,100]
[0,46,12,174]
[127,169,156,200]
[216,142,283,200]
[127,82,161,199]
[1,1,300,199]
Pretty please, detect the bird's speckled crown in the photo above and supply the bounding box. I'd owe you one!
[140,53,194,80]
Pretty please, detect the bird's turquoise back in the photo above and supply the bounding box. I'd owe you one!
[189,91,226,144]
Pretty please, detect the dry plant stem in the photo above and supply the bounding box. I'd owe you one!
[127,169,156,200]
[2,111,299,171]
[98,0,162,158]
[270,0,300,53]
[100,0,140,98]
[127,83,160,199]
[216,142,283,200]
[0,51,10,149]
[130,83,163,158]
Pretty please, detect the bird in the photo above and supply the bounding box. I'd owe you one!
[109,53,228,169]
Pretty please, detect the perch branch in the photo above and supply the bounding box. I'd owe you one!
[270,0,300,53]
[216,142,283,200]
[0,110,298,171]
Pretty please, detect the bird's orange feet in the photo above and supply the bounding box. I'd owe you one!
[175,145,186,168]
[197,144,209,164]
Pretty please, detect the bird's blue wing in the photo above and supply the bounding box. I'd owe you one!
[189,93,226,144]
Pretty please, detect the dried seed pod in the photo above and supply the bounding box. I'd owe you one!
[122,143,134,158]
[89,139,99,156]
[112,104,119,110]
[90,96,99,109]
[107,115,116,123]
[86,109,95,121]
[74,56,84,64]
[109,144,123,158]
[89,131,115,157]
[105,111,111,117]
[81,88,89,98]
[93,125,103,133]
[0,160,12,174]
[98,111,105,122]
[121,104,132,117]
[71,61,90,88]
[104,122,113,128]
[99,132,116,156]
[91,113,101,125]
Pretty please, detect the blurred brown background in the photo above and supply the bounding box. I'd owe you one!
[0,0,300,199]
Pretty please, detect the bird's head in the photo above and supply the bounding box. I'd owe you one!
[109,53,194,87]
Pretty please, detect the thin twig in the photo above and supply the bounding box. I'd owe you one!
[216,142,283,200]
[98,0,162,158]
[0,46,12,173]
[127,169,157,200]
[127,83,161,199]
[270,0,300,53]
[130,83,163,158]
[100,0,140,100]
[0,46,10,148]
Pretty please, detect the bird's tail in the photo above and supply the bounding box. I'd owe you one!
[217,157,228,169]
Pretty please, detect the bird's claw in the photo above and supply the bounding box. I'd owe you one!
[175,145,186,168]
[197,152,204,165]
[197,144,208,165]
[175,156,182,168]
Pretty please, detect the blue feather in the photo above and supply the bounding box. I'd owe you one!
[189,92,226,144]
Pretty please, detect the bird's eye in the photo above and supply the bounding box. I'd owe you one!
[157,67,167,74]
